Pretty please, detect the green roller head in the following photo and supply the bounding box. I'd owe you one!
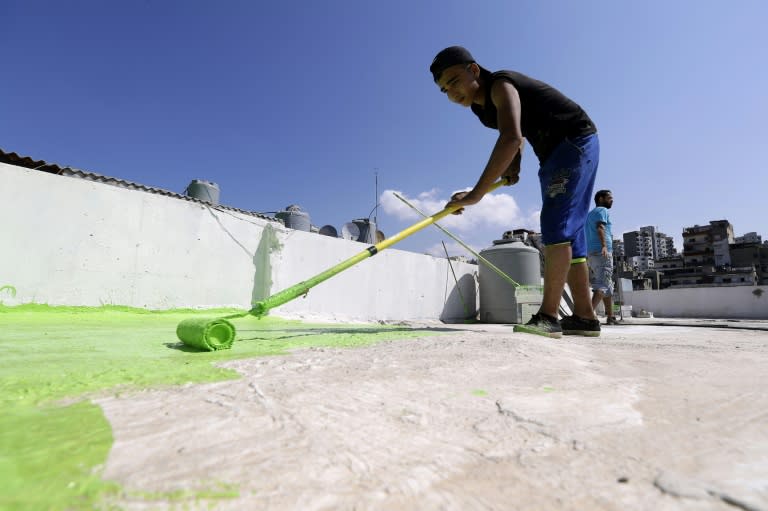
[176,318,236,351]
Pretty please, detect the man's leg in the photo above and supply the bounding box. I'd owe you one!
[513,242,567,339]
[562,247,602,336]
[539,243,571,319]
[603,295,613,318]
[591,289,605,312]
[591,291,603,311]
[568,261,597,320]
[541,245,594,319]
[517,133,599,338]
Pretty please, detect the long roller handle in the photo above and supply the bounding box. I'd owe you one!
[248,179,509,317]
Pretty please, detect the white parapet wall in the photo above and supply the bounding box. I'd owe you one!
[622,286,768,319]
[0,163,478,322]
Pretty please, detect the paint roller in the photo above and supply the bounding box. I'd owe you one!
[176,178,511,350]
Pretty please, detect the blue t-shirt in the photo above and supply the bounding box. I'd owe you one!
[586,207,612,254]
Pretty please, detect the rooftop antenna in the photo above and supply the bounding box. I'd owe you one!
[374,168,379,227]
[365,168,383,241]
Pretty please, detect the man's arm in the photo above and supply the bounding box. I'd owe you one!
[504,143,524,185]
[596,223,608,257]
[447,80,524,212]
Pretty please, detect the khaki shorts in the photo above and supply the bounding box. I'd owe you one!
[588,253,614,296]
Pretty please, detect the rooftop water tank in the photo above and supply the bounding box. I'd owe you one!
[478,239,542,324]
[185,179,220,205]
[341,219,376,243]
[275,205,311,232]
[319,225,338,237]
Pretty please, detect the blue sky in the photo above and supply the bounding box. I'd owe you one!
[2,0,767,257]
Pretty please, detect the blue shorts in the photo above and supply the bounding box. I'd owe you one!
[538,134,600,262]
[588,253,614,296]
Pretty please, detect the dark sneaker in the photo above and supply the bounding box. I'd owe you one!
[514,313,562,339]
[561,315,601,337]
[606,316,620,325]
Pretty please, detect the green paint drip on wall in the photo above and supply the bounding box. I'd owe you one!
[0,304,444,510]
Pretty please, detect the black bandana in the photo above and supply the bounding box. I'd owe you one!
[429,46,475,82]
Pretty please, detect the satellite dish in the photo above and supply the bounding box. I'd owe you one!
[376,230,385,243]
[341,222,360,241]
[319,225,338,237]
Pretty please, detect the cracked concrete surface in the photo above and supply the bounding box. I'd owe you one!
[96,323,768,510]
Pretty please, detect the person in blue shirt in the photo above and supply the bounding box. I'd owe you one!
[585,190,618,324]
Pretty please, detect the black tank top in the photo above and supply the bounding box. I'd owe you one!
[471,68,596,162]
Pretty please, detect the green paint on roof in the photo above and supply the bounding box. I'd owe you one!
[0,305,443,510]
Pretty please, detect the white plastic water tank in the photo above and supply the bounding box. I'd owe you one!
[275,205,311,232]
[185,179,220,205]
[478,239,542,323]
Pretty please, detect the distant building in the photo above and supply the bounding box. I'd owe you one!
[611,238,632,274]
[655,255,684,270]
[682,220,734,267]
[655,232,677,258]
[619,220,765,289]
[735,232,762,244]
[659,265,757,288]
[629,255,654,272]
[612,238,625,259]
[730,241,768,285]
[623,227,655,259]
[623,226,676,261]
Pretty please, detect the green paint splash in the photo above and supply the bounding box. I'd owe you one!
[0,304,446,510]
[0,401,119,511]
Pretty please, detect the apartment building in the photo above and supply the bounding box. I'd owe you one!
[735,232,762,244]
[621,219,765,289]
[682,220,734,267]
[655,233,676,258]
[655,255,684,270]
[622,225,677,273]
[730,241,768,285]
[659,265,757,288]
[629,255,655,272]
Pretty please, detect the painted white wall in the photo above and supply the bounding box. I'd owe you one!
[623,285,768,319]
[0,163,477,321]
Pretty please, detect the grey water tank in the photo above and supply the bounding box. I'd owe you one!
[353,219,376,244]
[319,225,338,237]
[275,205,311,232]
[185,179,220,205]
[478,239,542,324]
[341,219,376,243]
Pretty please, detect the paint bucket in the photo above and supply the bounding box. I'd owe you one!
[185,179,220,205]
[276,205,311,232]
[479,239,542,323]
